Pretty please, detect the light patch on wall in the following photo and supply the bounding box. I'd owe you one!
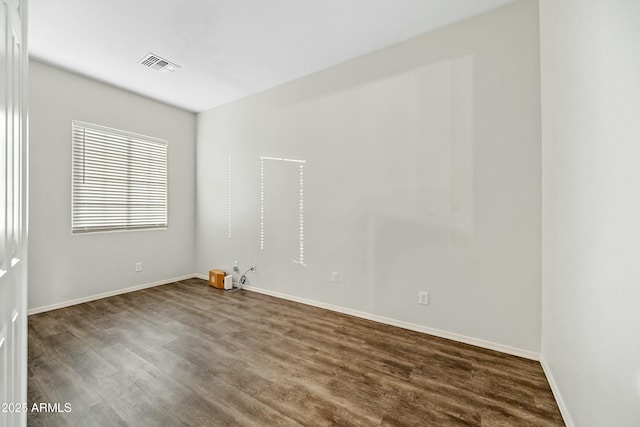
[227,154,232,239]
[260,158,264,250]
[259,156,307,266]
[298,164,305,266]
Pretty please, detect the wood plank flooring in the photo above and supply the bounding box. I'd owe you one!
[27,278,564,426]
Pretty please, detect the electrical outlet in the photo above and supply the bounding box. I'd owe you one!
[233,261,239,272]
[331,272,340,283]
[418,291,429,305]
[135,262,142,272]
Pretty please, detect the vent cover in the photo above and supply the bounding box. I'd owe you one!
[138,53,180,73]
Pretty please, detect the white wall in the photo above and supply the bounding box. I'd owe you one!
[29,60,196,311]
[196,0,541,354]
[540,0,640,425]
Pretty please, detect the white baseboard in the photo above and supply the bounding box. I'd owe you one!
[240,284,539,361]
[540,357,574,427]
[27,274,196,315]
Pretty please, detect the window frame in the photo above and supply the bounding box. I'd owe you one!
[71,120,169,234]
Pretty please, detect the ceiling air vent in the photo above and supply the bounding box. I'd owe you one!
[138,53,180,73]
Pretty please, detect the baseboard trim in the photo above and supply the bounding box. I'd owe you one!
[540,357,574,427]
[28,274,196,315]
[240,284,539,361]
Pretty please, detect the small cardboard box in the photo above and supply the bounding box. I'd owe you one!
[209,269,226,289]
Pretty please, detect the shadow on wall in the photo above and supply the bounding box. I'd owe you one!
[353,56,475,324]
[257,56,476,317]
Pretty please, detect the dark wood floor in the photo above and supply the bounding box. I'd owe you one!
[28,278,563,426]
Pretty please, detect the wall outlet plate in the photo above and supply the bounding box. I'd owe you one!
[419,291,429,305]
[331,272,340,283]
[135,262,142,272]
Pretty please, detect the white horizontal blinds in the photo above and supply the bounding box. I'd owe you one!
[72,121,168,233]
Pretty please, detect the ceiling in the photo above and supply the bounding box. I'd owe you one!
[29,0,516,113]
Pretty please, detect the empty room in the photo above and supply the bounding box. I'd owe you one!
[0,0,638,425]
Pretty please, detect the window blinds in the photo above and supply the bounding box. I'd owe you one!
[72,121,168,234]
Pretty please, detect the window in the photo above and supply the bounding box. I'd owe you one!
[72,121,168,234]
